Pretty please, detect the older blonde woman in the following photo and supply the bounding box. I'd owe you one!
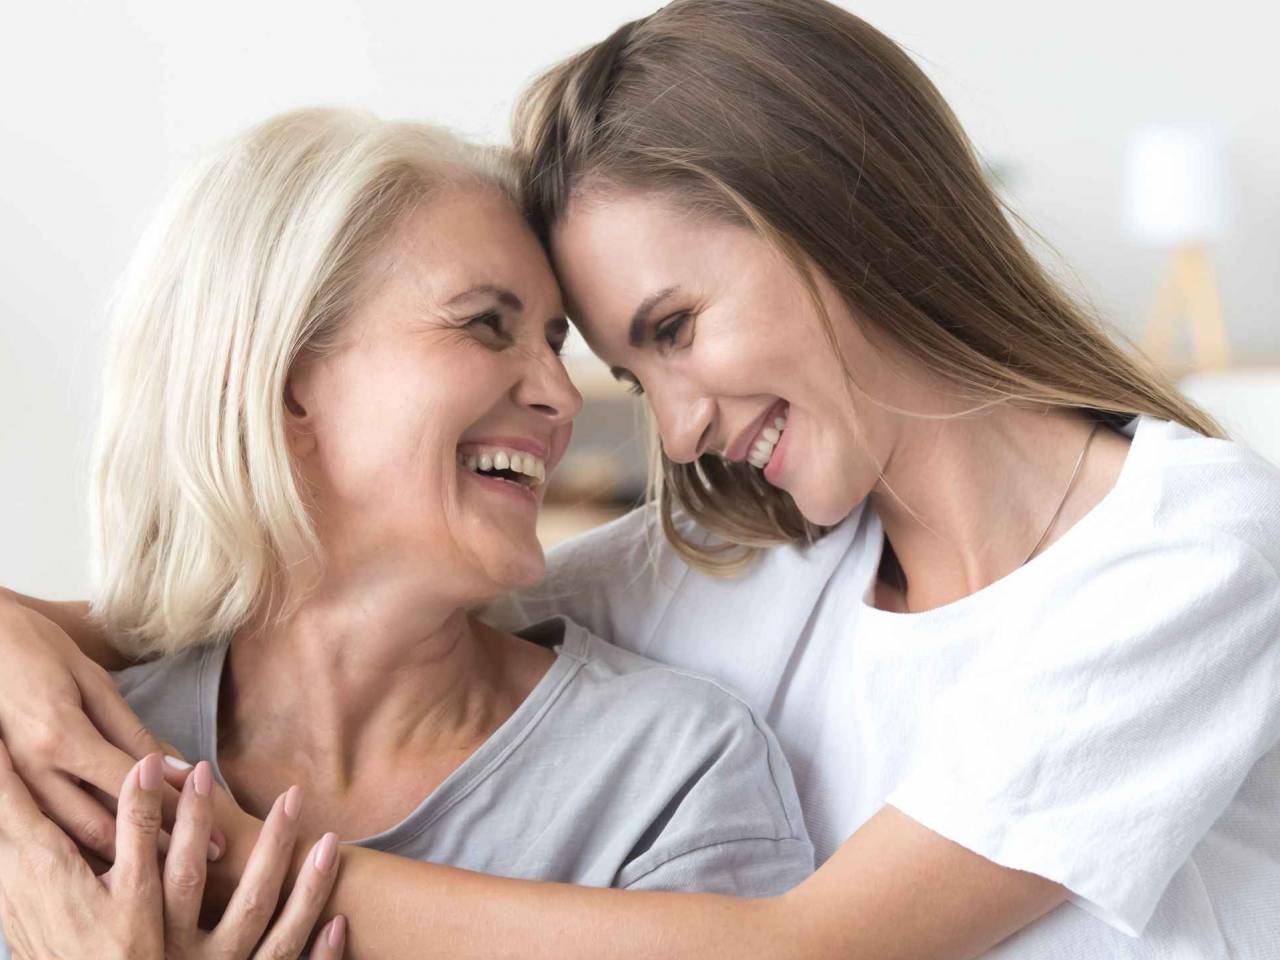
[0,107,812,959]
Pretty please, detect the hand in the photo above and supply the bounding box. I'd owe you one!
[0,747,164,958]
[0,598,225,859]
[161,759,346,959]
[0,748,347,960]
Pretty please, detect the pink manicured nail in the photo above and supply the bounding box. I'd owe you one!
[327,915,347,949]
[312,832,338,873]
[193,761,212,797]
[163,755,193,771]
[139,753,163,791]
[284,784,303,820]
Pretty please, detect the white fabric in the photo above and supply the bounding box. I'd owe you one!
[487,417,1280,957]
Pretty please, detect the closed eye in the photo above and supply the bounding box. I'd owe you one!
[468,309,512,348]
[610,368,644,396]
[547,317,570,356]
[654,311,693,352]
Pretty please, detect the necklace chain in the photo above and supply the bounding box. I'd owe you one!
[890,420,1102,613]
[1022,420,1100,566]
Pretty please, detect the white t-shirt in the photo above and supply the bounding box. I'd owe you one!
[489,417,1280,957]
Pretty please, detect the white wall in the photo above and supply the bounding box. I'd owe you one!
[2,0,1277,598]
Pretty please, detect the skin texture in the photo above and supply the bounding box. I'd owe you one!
[0,186,1149,956]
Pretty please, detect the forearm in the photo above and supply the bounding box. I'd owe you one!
[0,587,129,670]
[327,848,795,960]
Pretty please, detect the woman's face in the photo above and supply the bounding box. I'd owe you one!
[289,185,580,603]
[551,189,899,528]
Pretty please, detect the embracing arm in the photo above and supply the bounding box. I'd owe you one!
[302,807,1065,960]
[0,586,127,670]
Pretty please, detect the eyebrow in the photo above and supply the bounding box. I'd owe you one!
[627,286,679,348]
[444,284,524,311]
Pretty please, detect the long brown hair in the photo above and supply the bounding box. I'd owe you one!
[514,0,1221,572]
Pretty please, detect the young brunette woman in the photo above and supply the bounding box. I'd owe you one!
[1,1,1277,957]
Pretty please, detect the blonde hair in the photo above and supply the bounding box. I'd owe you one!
[514,0,1222,574]
[91,107,515,657]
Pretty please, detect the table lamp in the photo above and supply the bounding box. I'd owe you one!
[1123,122,1230,371]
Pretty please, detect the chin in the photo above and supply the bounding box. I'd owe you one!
[792,486,863,528]
[484,540,547,593]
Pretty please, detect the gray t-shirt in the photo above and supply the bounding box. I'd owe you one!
[124,616,811,892]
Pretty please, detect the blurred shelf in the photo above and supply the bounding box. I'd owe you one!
[537,503,633,547]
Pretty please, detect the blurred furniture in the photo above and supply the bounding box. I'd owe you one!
[1124,123,1230,371]
[536,354,648,546]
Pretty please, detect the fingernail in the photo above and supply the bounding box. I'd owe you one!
[327,914,347,949]
[207,841,222,861]
[163,755,193,771]
[312,831,338,873]
[211,826,228,860]
[193,761,212,798]
[284,784,303,820]
[139,753,163,791]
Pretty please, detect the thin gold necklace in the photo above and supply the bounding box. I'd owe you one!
[1022,420,1100,566]
[888,420,1101,613]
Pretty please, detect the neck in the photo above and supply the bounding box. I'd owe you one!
[868,406,1126,612]
[220,571,534,805]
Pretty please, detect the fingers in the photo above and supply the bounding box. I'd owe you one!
[252,833,342,960]
[40,777,122,862]
[307,915,348,960]
[54,711,199,851]
[79,664,199,796]
[75,661,168,762]
[163,760,216,946]
[212,785,305,956]
[110,753,164,899]
[0,740,76,863]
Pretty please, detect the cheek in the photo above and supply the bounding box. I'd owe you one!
[312,352,489,504]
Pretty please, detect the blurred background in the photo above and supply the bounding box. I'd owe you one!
[2,0,1277,598]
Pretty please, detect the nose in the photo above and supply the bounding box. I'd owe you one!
[650,384,714,465]
[512,345,584,425]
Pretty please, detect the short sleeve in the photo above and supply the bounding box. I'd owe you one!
[622,837,813,895]
[887,535,1280,937]
[611,675,815,896]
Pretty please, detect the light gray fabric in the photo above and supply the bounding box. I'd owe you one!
[117,616,810,892]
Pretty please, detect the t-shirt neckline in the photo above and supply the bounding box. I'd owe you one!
[857,416,1149,626]
[194,615,589,852]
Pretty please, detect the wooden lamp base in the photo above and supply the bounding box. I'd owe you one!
[1141,242,1231,374]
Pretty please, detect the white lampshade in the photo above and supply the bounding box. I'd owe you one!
[1123,122,1227,245]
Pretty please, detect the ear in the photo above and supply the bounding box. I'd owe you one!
[284,366,317,458]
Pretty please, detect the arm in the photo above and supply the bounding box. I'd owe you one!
[0,586,126,670]
[0,594,225,860]
[269,807,1065,960]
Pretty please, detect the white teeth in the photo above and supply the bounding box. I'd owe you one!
[746,410,788,471]
[458,445,549,488]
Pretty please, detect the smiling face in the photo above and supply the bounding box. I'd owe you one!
[551,188,909,528]
[288,184,581,604]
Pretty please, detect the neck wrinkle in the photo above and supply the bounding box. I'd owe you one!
[221,579,512,790]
